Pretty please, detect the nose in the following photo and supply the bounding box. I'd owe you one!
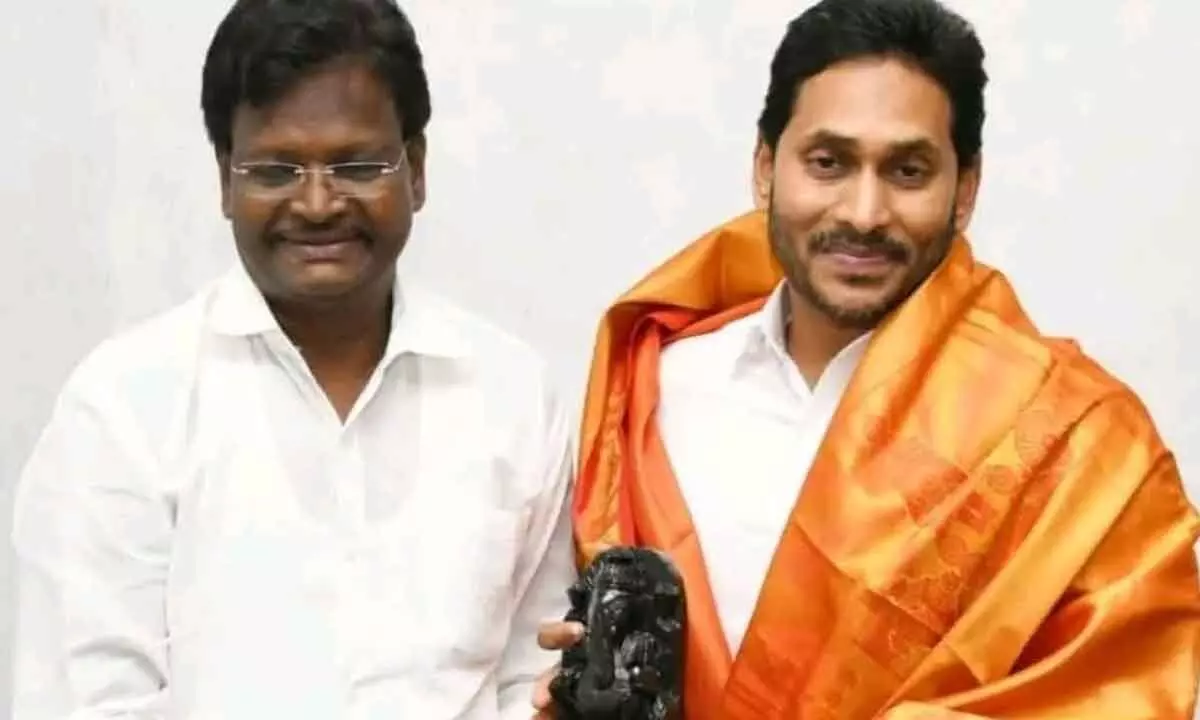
[289,168,347,222]
[834,173,892,234]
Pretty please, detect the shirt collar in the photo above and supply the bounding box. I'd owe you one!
[736,281,873,382]
[755,281,792,359]
[205,262,471,361]
[723,281,791,371]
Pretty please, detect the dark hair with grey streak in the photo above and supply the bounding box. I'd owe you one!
[201,0,431,156]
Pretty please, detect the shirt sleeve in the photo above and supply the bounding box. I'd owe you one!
[10,373,175,719]
[495,377,578,718]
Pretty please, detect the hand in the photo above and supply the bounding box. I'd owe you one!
[531,620,584,719]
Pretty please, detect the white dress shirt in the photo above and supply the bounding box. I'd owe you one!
[658,283,869,653]
[11,264,576,719]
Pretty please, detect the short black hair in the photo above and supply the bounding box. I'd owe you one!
[757,0,986,168]
[201,0,431,156]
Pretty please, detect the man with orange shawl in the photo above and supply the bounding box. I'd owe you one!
[531,0,1200,717]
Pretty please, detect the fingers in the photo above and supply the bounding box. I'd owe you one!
[531,664,558,710]
[536,620,584,650]
[531,621,582,718]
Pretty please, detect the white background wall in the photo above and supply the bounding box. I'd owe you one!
[2,0,1197,711]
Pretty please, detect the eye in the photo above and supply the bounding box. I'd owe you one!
[891,161,931,186]
[242,163,300,187]
[331,162,389,182]
[804,151,846,179]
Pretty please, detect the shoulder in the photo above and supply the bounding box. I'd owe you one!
[1040,338,1167,455]
[16,284,217,514]
[963,300,1162,445]
[408,284,547,366]
[405,283,554,390]
[402,285,572,499]
[950,272,1171,478]
[402,282,566,429]
[53,283,214,444]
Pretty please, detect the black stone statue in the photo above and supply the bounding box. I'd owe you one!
[548,546,686,720]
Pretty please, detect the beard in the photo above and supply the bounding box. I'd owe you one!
[767,193,956,330]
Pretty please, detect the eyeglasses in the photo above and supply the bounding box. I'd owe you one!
[230,155,406,198]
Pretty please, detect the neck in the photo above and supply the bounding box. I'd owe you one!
[270,278,393,378]
[784,285,868,387]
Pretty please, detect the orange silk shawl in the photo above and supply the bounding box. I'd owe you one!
[573,209,1200,719]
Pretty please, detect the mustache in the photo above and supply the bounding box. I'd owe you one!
[809,227,910,262]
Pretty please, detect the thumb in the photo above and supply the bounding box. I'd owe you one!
[537,620,585,650]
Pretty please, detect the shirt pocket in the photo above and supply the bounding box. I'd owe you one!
[392,499,524,668]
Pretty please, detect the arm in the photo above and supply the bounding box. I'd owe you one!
[10,377,174,719]
[883,452,1200,720]
[496,382,578,718]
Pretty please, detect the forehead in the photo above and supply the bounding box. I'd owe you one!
[230,62,403,154]
[787,57,954,151]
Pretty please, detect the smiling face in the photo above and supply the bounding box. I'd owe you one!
[220,59,426,307]
[753,56,980,330]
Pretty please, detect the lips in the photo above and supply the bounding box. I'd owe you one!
[276,232,366,263]
[283,232,363,247]
[832,247,886,258]
[819,246,903,276]
[824,242,903,259]
[829,251,890,262]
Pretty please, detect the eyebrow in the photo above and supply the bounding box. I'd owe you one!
[239,141,398,164]
[804,129,939,157]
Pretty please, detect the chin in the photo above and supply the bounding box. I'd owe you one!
[278,270,369,302]
[818,279,890,307]
[808,283,904,329]
[822,304,892,330]
[293,282,360,300]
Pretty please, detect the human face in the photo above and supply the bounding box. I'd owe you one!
[219,60,426,306]
[753,57,980,330]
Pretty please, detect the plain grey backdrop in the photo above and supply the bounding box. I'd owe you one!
[3,0,1198,711]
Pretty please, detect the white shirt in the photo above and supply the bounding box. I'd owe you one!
[10,264,576,720]
[658,283,869,653]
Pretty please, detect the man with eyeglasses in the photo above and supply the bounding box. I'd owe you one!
[10,2,574,718]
